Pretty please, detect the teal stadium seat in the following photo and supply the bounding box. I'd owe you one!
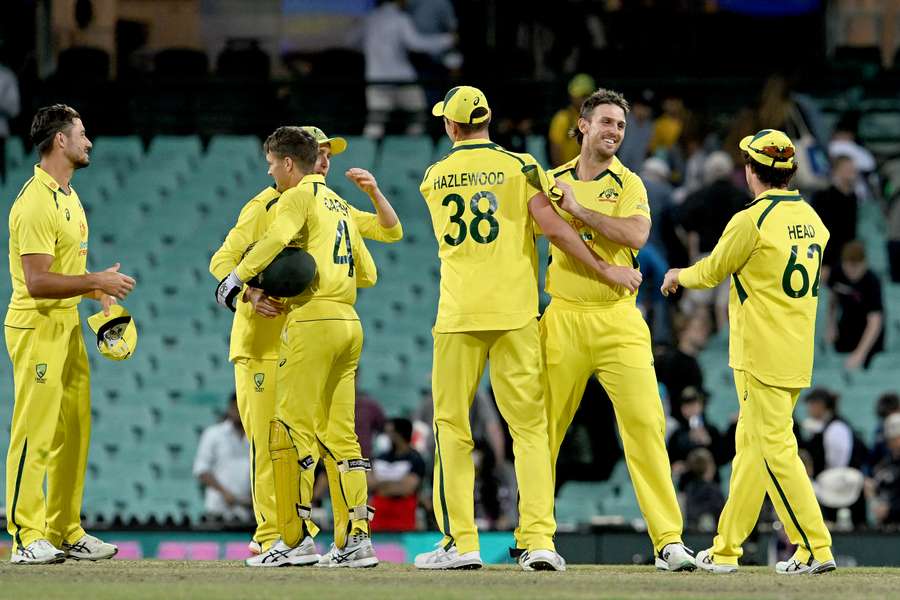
[329,135,376,173]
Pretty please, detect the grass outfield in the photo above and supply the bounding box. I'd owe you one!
[2,562,900,600]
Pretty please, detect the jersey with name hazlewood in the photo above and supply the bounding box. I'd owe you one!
[7,165,89,313]
[234,174,377,322]
[547,155,650,305]
[420,139,556,332]
[679,189,829,388]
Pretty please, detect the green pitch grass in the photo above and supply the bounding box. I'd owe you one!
[2,561,900,600]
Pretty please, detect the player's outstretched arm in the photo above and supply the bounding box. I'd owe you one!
[529,192,642,293]
[554,179,650,250]
[22,254,135,300]
[346,168,403,242]
[664,211,757,294]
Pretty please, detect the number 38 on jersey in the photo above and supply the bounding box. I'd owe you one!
[442,190,500,246]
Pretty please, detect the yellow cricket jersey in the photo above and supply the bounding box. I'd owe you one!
[235,174,378,323]
[210,186,284,361]
[6,165,89,318]
[679,189,829,388]
[545,156,650,306]
[420,139,555,333]
[211,178,402,360]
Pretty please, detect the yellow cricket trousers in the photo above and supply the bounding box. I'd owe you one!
[276,317,369,548]
[431,319,556,555]
[710,369,833,565]
[4,308,90,551]
[234,358,279,549]
[541,300,683,553]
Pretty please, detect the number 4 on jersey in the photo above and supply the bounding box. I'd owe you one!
[333,219,355,277]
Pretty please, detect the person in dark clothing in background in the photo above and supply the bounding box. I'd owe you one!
[812,155,858,277]
[655,313,709,420]
[827,241,885,370]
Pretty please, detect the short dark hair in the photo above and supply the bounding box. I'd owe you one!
[264,126,318,171]
[31,104,82,155]
[877,393,900,419]
[742,151,797,188]
[389,418,413,443]
[841,240,866,264]
[805,387,838,412]
[446,117,490,135]
[571,88,630,144]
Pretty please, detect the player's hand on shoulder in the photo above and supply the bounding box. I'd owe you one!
[346,168,379,195]
[604,265,642,293]
[94,262,136,300]
[242,286,285,319]
[661,268,681,297]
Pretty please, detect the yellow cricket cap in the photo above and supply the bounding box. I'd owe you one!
[300,126,347,155]
[431,86,491,125]
[568,73,595,98]
[739,129,796,169]
[87,304,138,361]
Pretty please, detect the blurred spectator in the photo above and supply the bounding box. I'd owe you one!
[654,313,709,419]
[802,388,869,527]
[725,75,829,190]
[678,151,750,329]
[548,73,595,166]
[641,157,675,255]
[870,413,900,527]
[370,418,426,531]
[828,115,876,184]
[812,155,859,276]
[193,394,252,522]
[679,448,725,532]
[636,241,670,342]
[649,96,685,157]
[473,439,518,531]
[617,90,654,171]
[668,386,727,475]
[405,0,460,107]
[494,115,532,154]
[827,241,885,370]
[355,0,455,138]
[0,53,21,184]
[871,393,900,467]
[355,380,387,459]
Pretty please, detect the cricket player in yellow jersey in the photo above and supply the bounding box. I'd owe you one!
[5,105,135,564]
[210,126,402,556]
[216,127,383,568]
[543,89,695,571]
[662,129,835,575]
[415,86,642,571]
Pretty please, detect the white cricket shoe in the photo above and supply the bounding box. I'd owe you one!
[776,555,836,575]
[695,549,738,574]
[519,549,567,571]
[414,542,482,570]
[245,537,320,567]
[62,534,118,561]
[655,543,697,571]
[10,539,66,565]
[316,530,378,568]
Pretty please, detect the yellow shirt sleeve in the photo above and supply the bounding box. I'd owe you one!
[16,196,58,256]
[522,154,560,201]
[348,204,403,243]
[679,211,757,289]
[234,188,313,282]
[617,173,652,221]
[353,236,378,288]
[209,201,265,280]
[548,109,571,146]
